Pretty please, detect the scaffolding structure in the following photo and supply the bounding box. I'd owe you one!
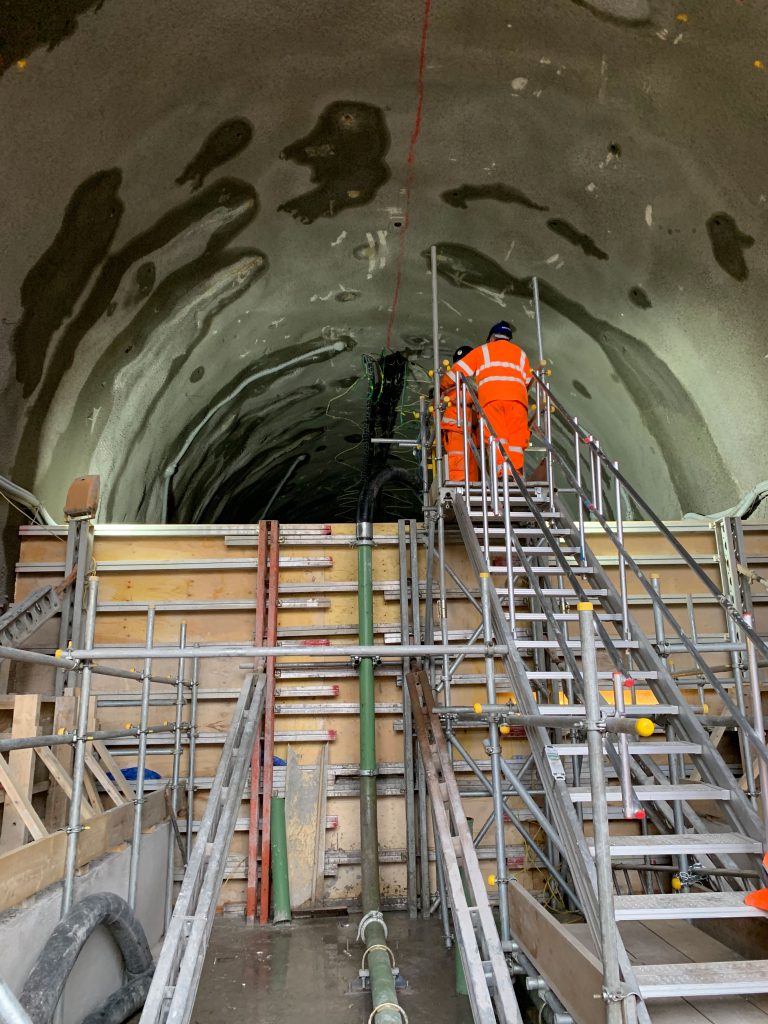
[0,249,766,1024]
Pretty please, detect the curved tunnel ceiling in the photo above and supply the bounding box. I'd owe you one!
[1,0,767,576]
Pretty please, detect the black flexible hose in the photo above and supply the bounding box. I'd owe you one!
[19,892,154,1024]
[356,466,420,523]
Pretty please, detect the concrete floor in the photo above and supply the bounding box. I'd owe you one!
[193,914,477,1024]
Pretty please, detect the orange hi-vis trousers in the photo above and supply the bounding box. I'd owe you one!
[482,399,530,473]
[443,427,479,482]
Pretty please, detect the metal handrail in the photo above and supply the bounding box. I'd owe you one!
[450,376,768,772]
[532,371,768,666]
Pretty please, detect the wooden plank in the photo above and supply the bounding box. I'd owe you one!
[0,695,42,849]
[285,745,323,910]
[45,695,76,829]
[507,882,604,1024]
[85,749,126,807]
[82,697,104,813]
[34,745,95,820]
[313,743,328,906]
[0,786,168,913]
[0,754,48,842]
[92,739,135,802]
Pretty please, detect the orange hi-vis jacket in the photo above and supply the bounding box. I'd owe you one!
[454,339,532,407]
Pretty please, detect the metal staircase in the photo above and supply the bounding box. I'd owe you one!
[413,261,768,1023]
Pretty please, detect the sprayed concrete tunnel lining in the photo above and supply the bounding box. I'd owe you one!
[1,0,767,591]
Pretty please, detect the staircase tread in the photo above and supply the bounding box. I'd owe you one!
[569,783,731,803]
[635,959,768,998]
[589,831,761,856]
[614,892,768,919]
[553,741,700,755]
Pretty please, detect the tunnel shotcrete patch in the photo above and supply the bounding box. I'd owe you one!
[176,118,254,191]
[572,380,592,399]
[11,168,123,395]
[569,0,651,25]
[189,366,205,383]
[547,219,608,260]
[706,212,755,282]
[427,242,737,512]
[441,183,548,212]
[0,1,110,74]
[628,286,652,309]
[11,176,259,499]
[278,101,390,223]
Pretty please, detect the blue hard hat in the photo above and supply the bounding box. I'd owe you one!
[486,321,514,342]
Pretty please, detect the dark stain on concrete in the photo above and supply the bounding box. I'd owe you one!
[0,1,109,74]
[441,183,548,212]
[547,219,608,260]
[11,177,259,507]
[427,242,736,511]
[569,0,651,26]
[189,366,205,383]
[278,101,390,223]
[11,168,123,396]
[628,285,652,309]
[335,289,360,302]
[572,379,592,399]
[176,118,254,191]
[128,261,157,305]
[706,212,755,282]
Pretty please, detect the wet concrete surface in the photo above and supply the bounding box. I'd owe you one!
[193,914,476,1024]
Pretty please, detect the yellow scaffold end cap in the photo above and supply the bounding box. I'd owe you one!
[473,703,483,714]
[576,601,593,612]
[427,369,434,377]
[479,571,490,579]
[499,724,511,736]
[54,649,63,658]
[487,874,496,886]
[671,875,683,891]
[701,702,709,714]
[428,405,434,414]
[635,718,655,738]
[442,359,450,367]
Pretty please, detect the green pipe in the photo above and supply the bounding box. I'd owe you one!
[357,521,402,1024]
[270,796,291,924]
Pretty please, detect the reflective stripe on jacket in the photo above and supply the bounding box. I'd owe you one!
[455,340,531,406]
[439,364,473,430]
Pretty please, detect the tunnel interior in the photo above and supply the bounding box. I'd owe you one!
[1,0,767,589]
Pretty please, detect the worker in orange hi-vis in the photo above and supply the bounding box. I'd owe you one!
[453,321,533,474]
[744,852,768,910]
[438,345,479,482]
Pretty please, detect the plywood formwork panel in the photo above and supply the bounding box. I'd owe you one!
[10,519,768,910]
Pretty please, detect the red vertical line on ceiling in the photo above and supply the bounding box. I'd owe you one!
[245,518,268,922]
[258,519,280,923]
[384,0,433,350]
